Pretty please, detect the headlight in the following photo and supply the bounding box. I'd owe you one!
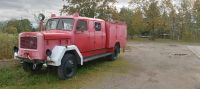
[13,46,19,53]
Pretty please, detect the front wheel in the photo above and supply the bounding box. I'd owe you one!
[58,53,77,80]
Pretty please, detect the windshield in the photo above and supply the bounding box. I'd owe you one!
[46,18,74,30]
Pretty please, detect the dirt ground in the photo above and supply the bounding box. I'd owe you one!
[81,41,200,89]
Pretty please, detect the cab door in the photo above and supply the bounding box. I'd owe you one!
[74,19,90,52]
[94,21,104,49]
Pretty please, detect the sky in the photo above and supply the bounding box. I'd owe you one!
[0,0,129,25]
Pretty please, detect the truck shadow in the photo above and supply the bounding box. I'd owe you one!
[33,57,111,76]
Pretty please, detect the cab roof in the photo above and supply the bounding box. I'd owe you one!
[50,15,104,22]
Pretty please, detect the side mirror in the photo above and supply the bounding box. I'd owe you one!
[38,13,45,31]
[38,13,45,21]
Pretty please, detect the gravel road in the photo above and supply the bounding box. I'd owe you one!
[82,41,200,89]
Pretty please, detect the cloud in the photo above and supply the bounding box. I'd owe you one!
[0,0,128,23]
[116,0,129,8]
[0,0,63,22]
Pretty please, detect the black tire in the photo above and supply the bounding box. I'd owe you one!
[22,62,42,72]
[109,45,120,61]
[58,53,77,80]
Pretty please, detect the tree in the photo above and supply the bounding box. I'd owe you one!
[144,1,161,40]
[19,19,32,33]
[193,0,200,28]
[132,8,145,35]
[119,7,134,37]
[193,0,200,40]
[159,10,170,38]
[177,0,193,40]
[129,0,150,12]
[61,0,117,20]
[128,0,200,41]
[169,9,177,40]
[2,19,32,34]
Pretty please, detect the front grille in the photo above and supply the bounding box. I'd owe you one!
[20,37,37,49]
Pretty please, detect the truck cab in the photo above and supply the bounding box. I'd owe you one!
[14,14,127,80]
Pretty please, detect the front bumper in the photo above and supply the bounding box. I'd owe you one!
[16,56,45,64]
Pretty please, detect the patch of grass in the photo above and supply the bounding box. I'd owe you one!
[0,56,128,89]
[0,33,18,60]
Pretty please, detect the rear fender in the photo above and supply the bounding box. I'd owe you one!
[48,45,83,66]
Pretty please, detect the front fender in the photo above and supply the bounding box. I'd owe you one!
[48,45,83,66]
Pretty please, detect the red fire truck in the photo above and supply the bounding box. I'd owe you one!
[14,14,127,80]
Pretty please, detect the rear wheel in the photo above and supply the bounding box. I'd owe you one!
[109,45,120,61]
[58,53,77,80]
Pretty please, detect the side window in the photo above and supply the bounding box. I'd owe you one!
[95,22,101,31]
[76,20,87,31]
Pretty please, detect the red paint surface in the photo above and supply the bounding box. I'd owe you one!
[18,15,127,61]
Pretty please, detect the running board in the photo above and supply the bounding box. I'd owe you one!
[83,53,112,62]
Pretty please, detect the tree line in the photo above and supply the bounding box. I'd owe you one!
[62,0,200,41]
[0,19,33,34]
[0,0,200,41]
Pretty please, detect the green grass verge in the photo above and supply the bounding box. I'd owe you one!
[0,33,18,60]
[0,56,128,89]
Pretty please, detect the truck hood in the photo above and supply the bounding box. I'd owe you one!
[19,32,43,37]
[41,30,72,40]
[20,30,72,40]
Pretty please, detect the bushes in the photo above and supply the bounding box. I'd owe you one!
[0,33,18,60]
